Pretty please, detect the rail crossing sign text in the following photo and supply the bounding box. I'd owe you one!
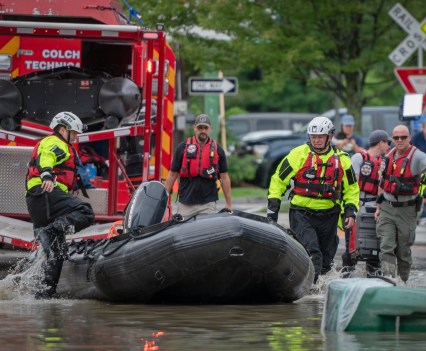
[388,3,426,66]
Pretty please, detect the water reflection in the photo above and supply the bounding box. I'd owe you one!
[0,298,329,351]
[0,296,424,351]
[0,264,424,350]
[324,331,426,351]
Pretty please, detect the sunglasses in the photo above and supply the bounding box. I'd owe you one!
[392,135,409,140]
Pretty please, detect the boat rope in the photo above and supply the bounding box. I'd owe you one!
[67,238,108,262]
[100,216,194,256]
[129,215,193,240]
[100,237,131,256]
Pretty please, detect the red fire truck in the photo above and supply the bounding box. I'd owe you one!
[0,0,176,249]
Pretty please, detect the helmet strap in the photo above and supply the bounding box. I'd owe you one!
[56,126,72,144]
[308,135,331,154]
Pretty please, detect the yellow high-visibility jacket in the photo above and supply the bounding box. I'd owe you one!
[27,134,76,193]
[268,143,359,212]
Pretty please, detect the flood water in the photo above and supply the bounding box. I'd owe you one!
[0,262,425,351]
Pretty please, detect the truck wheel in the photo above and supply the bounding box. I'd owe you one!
[104,115,120,129]
[0,116,20,131]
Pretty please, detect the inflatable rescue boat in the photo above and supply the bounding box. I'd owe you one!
[30,181,315,303]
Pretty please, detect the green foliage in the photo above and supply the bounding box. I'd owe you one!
[126,0,426,124]
[229,186,267,199]
[226,106,247,117]
[226,154,258,187]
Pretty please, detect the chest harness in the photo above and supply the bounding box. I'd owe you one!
[381,146,420,199]
[358,150,382,203]
[292,146,344,201]
[180,136,219,181]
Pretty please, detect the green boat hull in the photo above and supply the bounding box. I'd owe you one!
[347,286,426,332]
[323,278,426,332]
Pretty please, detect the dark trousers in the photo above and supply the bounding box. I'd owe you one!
[26,186,94,231]
[289,207,340,279]
[26,186,94,296]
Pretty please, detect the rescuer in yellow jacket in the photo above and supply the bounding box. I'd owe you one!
[267,116,359,283]
[26,111,94,298]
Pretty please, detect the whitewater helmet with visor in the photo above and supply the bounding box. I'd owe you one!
[307,116,335,152]
[50,111,87,133]
[307,116,335,135]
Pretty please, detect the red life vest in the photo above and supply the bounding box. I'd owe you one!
[358,150,382,196]
[381,146,420,196]
[180,137,219,180]
[27,134,78,190]
[292,148,344,200]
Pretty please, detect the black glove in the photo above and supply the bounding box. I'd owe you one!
[173,213,184,221]
[267,211,278,223]
[344,204,357,219]
[267,198,280,223]
[40,170,55,182]
[341,251,357,267]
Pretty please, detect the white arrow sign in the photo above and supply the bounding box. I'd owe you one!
[188,77,238,95]
[388,3,426,66]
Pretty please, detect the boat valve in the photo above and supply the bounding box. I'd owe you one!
[229,246,244,256]
[155,270,164,281]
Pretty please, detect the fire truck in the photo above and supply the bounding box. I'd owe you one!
[0,0,176,249]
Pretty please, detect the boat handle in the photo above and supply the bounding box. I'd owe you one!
[229,246,244,256]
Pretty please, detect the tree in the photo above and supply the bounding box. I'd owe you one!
[128,0,426,125]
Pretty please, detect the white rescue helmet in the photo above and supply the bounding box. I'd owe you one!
[50,111,87,133]
[307,116,335,135]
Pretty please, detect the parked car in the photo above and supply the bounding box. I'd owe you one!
[243,106,409,188]
[322,106,408,147]
[227,112,316,139]
[241,131,309,188]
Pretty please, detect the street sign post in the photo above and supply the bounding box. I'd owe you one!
[394,67,426,93]
[188,77,238,95]
[388,3,426,67]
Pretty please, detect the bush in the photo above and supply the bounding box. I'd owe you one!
[226,154,258,187]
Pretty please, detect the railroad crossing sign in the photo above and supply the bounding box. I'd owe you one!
[394,67,426,93]
[188,77,238,95]
[388,3,426,66]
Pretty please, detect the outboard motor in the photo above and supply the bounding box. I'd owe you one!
[123,181,168,233]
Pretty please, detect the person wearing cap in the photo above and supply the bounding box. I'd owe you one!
[341,130,391,276]
[26,111,95,298]
[411,118,426,225]
[333,114,363,157]
[267,116,359,284]
[375,125,426,283]
[411,118,426,153]
[165,114,232,217]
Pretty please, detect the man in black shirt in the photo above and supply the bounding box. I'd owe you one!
[165,114,232,217]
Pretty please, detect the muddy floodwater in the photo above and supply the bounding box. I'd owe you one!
[0,258,425,351]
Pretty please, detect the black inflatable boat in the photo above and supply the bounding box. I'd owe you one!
[56,210,314,303]
[11,181,313,303]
